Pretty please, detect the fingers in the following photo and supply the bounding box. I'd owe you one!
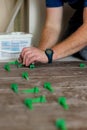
[22,48,37,66]
[25,56,37,66]
[19,47,47,66]
[23,51,32,65]
[20,47,32,65]
[23,52,39,66]
[18,55,23,63]
[23,53,37,66]
[21,47,30,58]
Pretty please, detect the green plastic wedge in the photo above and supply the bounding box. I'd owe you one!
[58,97,69,110]
[44,82,54,92]
[29,64,35,70]
[4,64,10,72]
[20,87,40,94]
[22,72,29,80]
[24,98,33,110]
[11,83,19,93]
[56,118,67,130]
[79,63,86,68]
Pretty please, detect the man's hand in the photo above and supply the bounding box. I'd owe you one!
[19,47,48,66]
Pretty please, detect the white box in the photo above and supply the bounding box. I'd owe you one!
[0,32,33,61]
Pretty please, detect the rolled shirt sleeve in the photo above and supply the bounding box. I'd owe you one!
[84,0,87,7]
[46,0,63,7]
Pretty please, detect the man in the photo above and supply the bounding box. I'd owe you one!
[19,0,87,66]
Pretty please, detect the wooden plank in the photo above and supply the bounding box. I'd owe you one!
[1,61,87,68]
[0,61,87,130]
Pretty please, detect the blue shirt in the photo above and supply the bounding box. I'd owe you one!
[46,0,87,9]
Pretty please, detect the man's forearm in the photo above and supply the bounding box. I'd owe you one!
[38,25,61,50]
[52,24,87,60]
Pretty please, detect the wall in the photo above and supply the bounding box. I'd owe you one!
[0,0,16,32]
[0,0,74,43]
[29,0,46,46]
[29,0,75,46]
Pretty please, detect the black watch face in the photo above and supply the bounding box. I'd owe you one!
[46,49,53,54]
[45,49,53,63]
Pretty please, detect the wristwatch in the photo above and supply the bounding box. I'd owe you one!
[45,49,54,63]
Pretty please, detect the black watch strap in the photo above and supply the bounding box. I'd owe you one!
[45,49,54,63]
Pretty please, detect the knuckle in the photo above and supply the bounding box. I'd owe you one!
[27,54,30,58]
[23,47,28,52]
[22,47,26,51]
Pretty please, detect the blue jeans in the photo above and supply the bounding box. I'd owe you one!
[61,8,87,60]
